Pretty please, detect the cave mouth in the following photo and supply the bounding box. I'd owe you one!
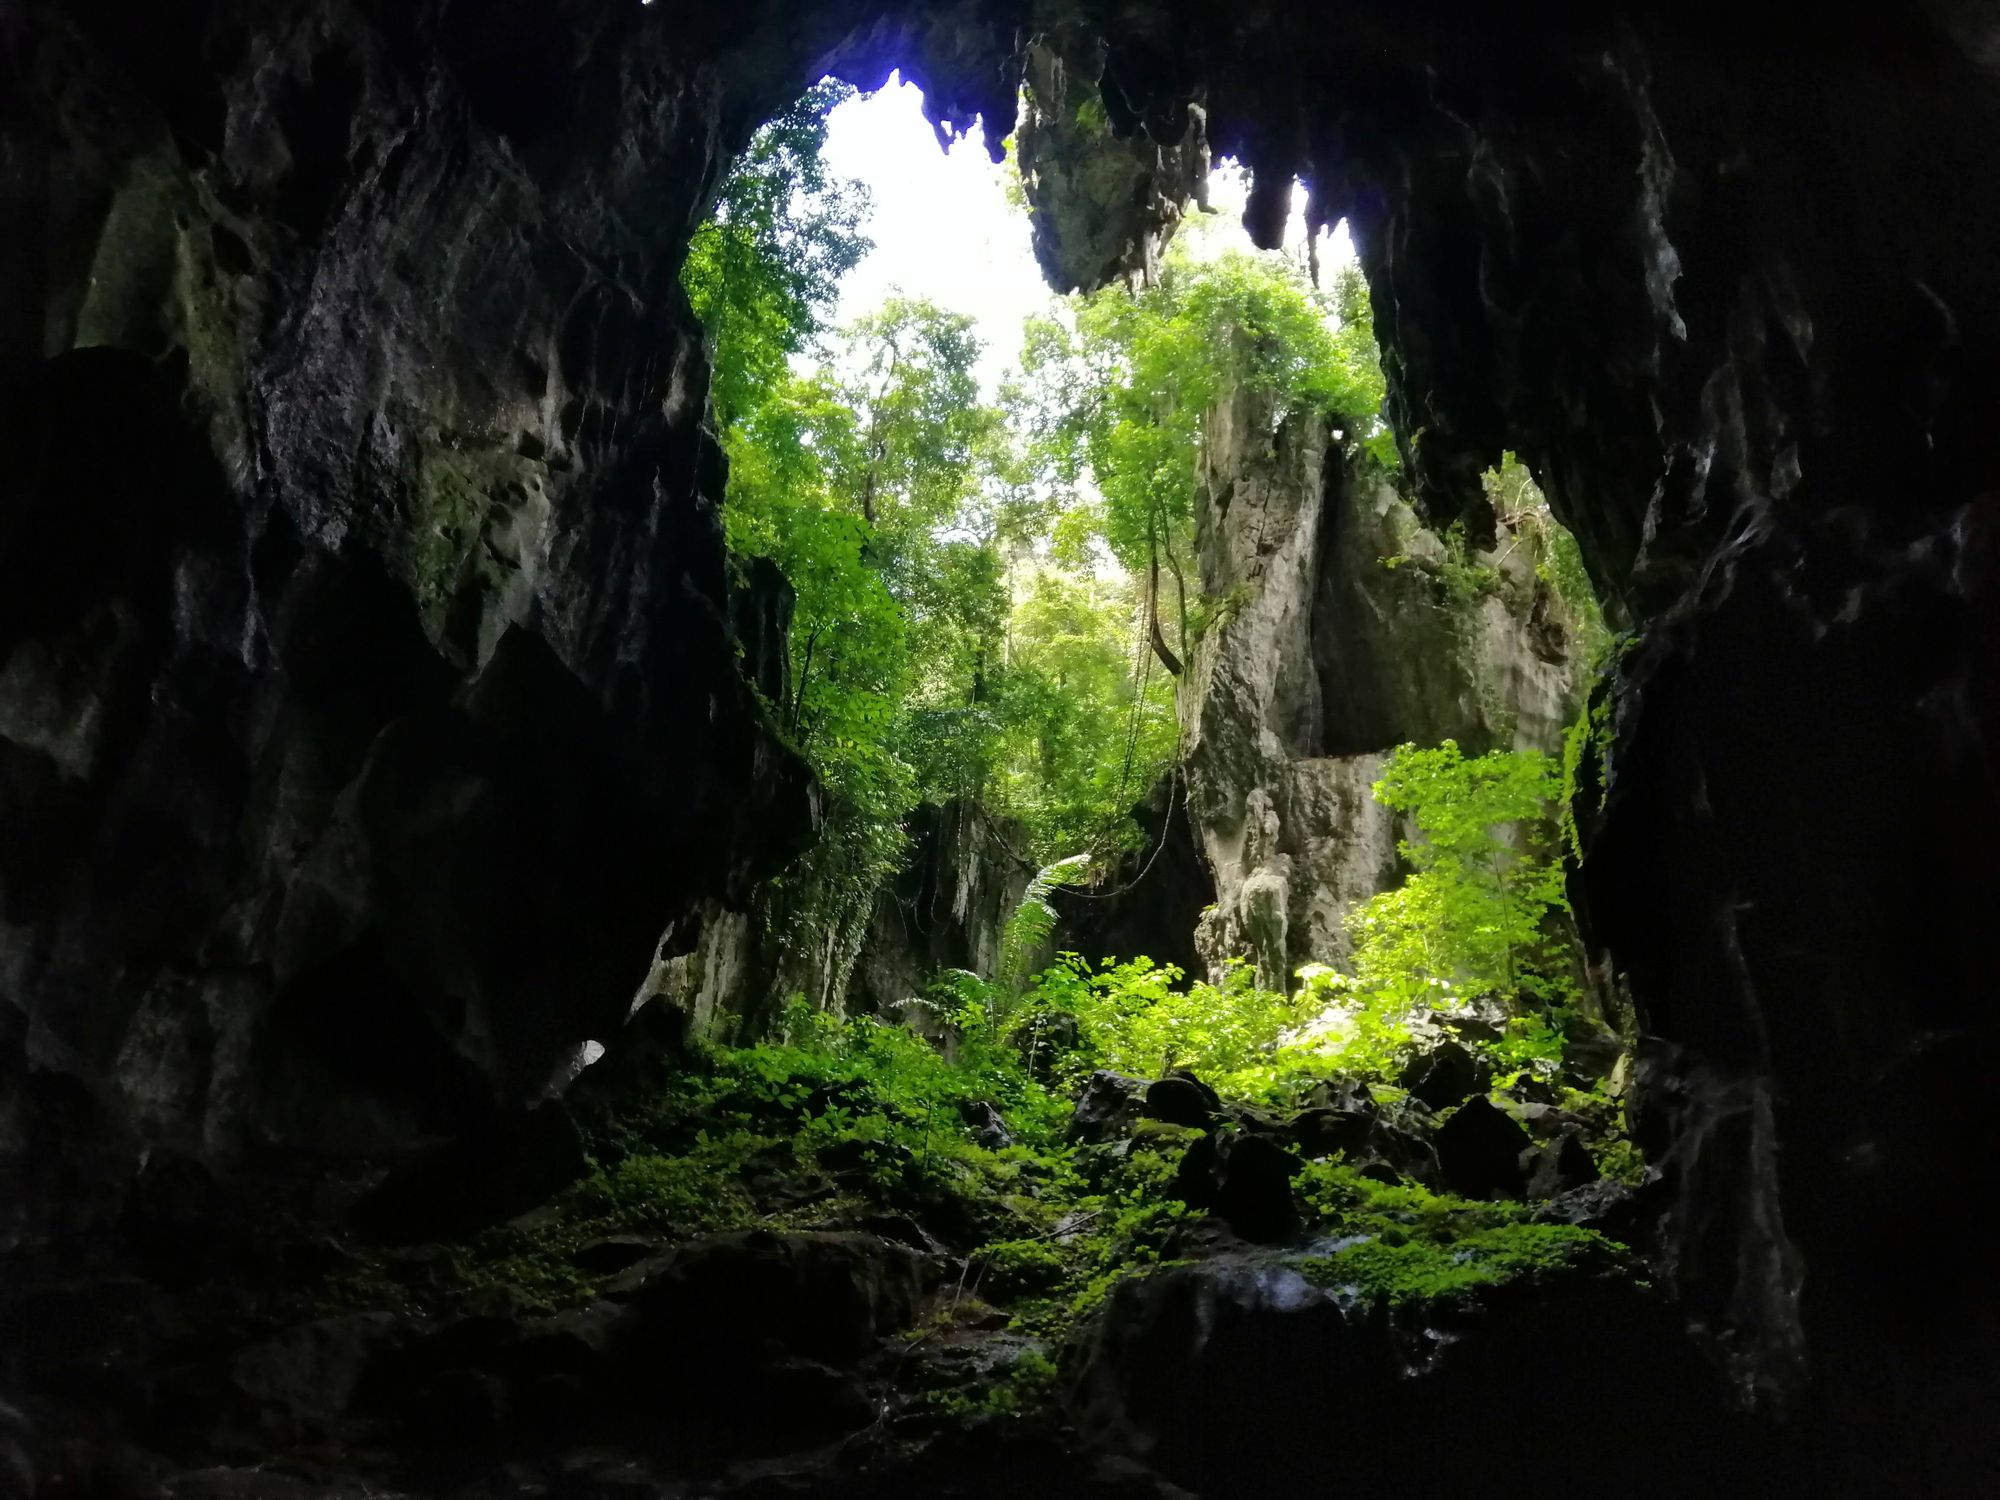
[5,4,1996,1495]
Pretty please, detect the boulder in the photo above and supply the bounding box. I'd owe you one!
[231,1312,407,1439]
[1070,1253,1746,1495]
[1301,1077,1377,1115]
[958,1098,1014,1149]
[1143,1076,1216,1129]
[1525,1130,1601,1199]
[1424,1006,1507,1049]
[348,1101,586,1244]
[1515,1100,1592,1139]
[562,996,695,1119]
[1535,1175,1658,1243]
[1368,1117,1442,1187]
[1173,1131,1300,1244]
[1288,1107,1374,1160]
[1071,1071,1148,1144]
[1400,1040,1490,1110]
[1434,1097,1532,1200]
[621,1229,927,1367]
[1561,1031,1626,1088]
[568,1236,658,1275]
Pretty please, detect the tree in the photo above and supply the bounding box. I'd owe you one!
[1345,740,1578,1020]
[992,567,1175,862]
[1019,247,1392,674]
[682,80,872,429]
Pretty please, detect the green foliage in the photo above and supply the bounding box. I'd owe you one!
[1300,1222,1625,1306]
[1019,249,1391,675]
[979,1128,1194,1339]
[683,81,871,429]
[992,568,1178,863]
[1433,522,1504,606]
[585,1140,761,1231]
[1348,740,1579,1019]
[1293,1160,1630,1305]
[927,1347,1061,1419]
[695,133,1407,970]
[1559,637,1636,862]
[999,855,1091,997]
[1020,954,1305,1091]
[719,299,1012,990]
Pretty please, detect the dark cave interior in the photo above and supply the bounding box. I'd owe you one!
[2,2,1997,1495]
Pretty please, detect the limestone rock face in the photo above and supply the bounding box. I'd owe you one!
[0,0,849,1222]
[849,798,1033,1019]
[1180,384,1587,989]
[1018,29,1209,291]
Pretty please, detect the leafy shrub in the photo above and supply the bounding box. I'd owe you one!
[1019,954,1304,1090]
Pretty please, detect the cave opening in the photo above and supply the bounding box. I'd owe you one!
[3,3,1996,1496]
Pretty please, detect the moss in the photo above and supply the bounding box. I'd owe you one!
[926,1346,1062,1419]
[582,1142,765,1232]
[977,1238,1070,1298]
[1296,1159,1528,1237]
[411,448,486,620]
[449,1219,600,1310]
[1300,1221,1626,1307]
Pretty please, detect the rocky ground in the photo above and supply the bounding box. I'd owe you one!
[3,1000,1769,1499]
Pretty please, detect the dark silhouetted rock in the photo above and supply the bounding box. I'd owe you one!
[568,1236,658,1275]
[1071,1253,1749,1496]
[958,1097,1013,1148]
[623,1230,926,1368]
[1215,1135,1301,1244]
[1174,1131,1299,1243]
[1071,1071,1148,1143]
[1302,1077,1377,1115]
[1434,1097,1531,1200]
[1400,1040,1491,1110]
[1536,1177,1651,1243]
[0,1396,30,1500]
[563,996,695,1119]
[231,1312,407,1440]
[1525,1130,1601,1199]
[1425,1006,1507,1049]
[1144,1076,1215,1129]
[348,1102,586,1244]
[1515,1100,1591,1139]
[1562,1031,1626,1087]
[1289,1107,1374,1160]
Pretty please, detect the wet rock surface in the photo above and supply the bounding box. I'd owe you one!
[1067,1250,1754,1498]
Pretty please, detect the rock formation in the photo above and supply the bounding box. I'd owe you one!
[1181,382,1587,988]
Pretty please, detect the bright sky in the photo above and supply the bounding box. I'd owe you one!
[819,75,1356,396]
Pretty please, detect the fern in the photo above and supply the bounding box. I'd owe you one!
[998,855,1090,999]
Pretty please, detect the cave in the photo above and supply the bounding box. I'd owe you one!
[2,2,1997,1495]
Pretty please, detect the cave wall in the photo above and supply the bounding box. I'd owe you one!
[2,1,1997,1481]
[1134,0,2000,1471]
[0,0,1028,1228]
[848,799,1034,1020]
